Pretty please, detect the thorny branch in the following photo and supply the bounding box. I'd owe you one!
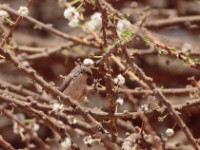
[0,0,200,150]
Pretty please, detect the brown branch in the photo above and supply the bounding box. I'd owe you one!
[0,135,15,150]
[94,1,200,149]
[92,86,198,96]
[0,105,50,150]
[1,0,33,47]
[0,4,99,49]
[0,47,118,150]
[0,88,122,147]
[111,55,149,89]
[0,79,51,103]
[141,29,200,71]
[121,132,156,150]
[95,0,118,143]
[124,87,163,149]
[0,92,82,149]
[0,92,67,138]
[145,15,200,29]
[1,78,200,121]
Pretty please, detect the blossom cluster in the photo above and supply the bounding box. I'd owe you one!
[0,10,9,19]
[64,7,80,27]
[87,12,102,31]
[114,74,125,85]
[18,6,29,17]
[116,19,132,36]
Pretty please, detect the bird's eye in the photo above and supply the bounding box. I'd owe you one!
[85,70,92,76]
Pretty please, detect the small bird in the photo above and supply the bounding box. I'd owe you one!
[59,65,93,100]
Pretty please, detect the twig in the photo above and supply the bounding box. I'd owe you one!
[0,135,15,150]
[95,1,200,149]
[0,47,118,150]
[1,0,33,47]
[145,15,200,29]
[0,4,99,48]
[0,105,50,150]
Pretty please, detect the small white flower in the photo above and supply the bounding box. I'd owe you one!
[83,58,94,66]
[18,6,29,17]
[116,97,124,106]
[64,7,79,20]
[91,12,101,21]
[72,118,77,124]
[166,128,174,137]
[87,12,102,30]
[140,104,148,112]
[83,135,94,145]
[13,121,24,134]
[68,17,79,27]
[52,103,64,112]
[13,113,26,134]
[114,74,125,85]
[13,122,19,134]
[33,123,40,131]
[61,137,71,149]
[64,7,80,27]
[0,10,9,18]
[116,19,132,35]
[67,115,77,124]
[181,42,193,53]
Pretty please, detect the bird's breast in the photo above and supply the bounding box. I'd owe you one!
[63,74,88,100]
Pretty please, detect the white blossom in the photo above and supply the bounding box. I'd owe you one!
[139,104,148,112]
[91,12,101,21]
[13,121,24,134]
[114,74,125,85]
[13,122,18,134]
[63,7,80,27]
[13,113,26,134]
[116,97,124,106]
[18,6,29,17]
[61,137,71,149]
[87,12,102,30]
[181,42,193,53]
[33,123,40,131]
[52,103,64,112]
[72,118,77,124]
[67,115,77,124]
[83,58,94,66]
[64,7,79,20]
[116,19,132,35]
[0,10,9,18]
[83,135,94,145]
[165,128,174,137]
[68,17,79,27]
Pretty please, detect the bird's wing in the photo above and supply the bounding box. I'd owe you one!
[59,65,82,92]
[59,75,73,92]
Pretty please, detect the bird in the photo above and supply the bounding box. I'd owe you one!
[59,65,93,100]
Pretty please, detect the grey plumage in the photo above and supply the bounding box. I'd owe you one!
[59,65,92,100]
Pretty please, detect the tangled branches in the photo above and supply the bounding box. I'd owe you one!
[0,0,200,150]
